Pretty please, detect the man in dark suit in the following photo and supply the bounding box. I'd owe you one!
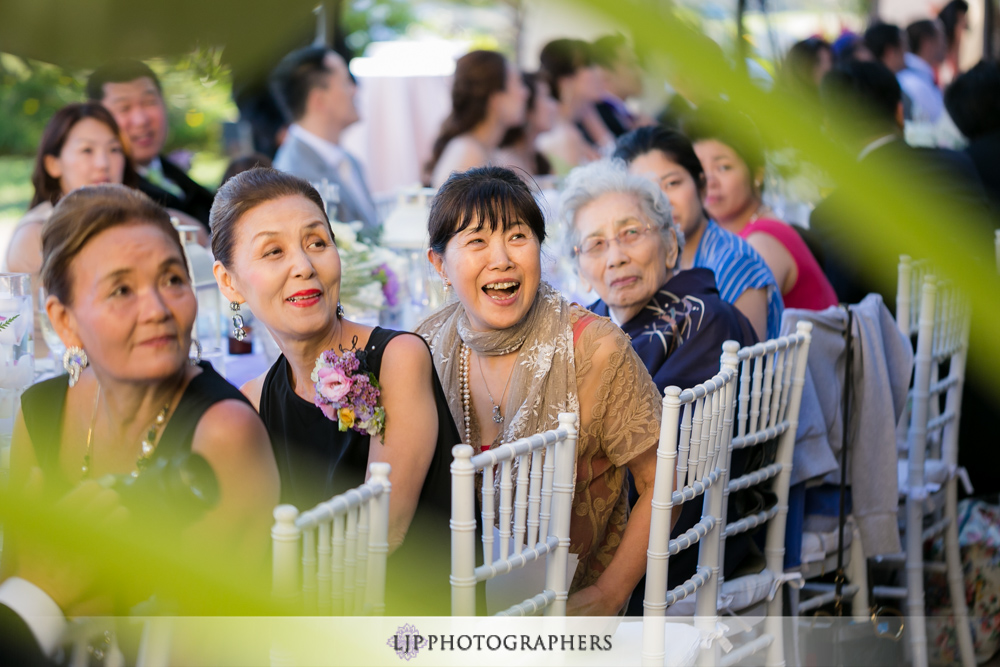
[810,60,991,308]
[945,61,1000,212]
[87,61,215,229]
[0,580,63,667]
[591,34,651,138]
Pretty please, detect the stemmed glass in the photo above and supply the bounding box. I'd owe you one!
[1,273,33,479]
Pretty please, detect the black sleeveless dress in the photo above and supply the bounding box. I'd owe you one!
[20,361,251,492]
[258,327,461,615]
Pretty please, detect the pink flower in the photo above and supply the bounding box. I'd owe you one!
[316,366,353,403]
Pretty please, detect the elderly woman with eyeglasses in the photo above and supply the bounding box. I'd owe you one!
[561,159,759,614]
[562,159,757,394]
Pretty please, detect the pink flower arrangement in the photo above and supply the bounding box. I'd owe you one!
[311,348,385,438]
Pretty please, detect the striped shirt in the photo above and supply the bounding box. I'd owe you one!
[692,219,784,339]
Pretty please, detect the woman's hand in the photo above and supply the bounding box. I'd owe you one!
[567,582,626,616]
[12,470,128,614]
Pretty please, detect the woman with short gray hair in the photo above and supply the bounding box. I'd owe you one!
[561,158,758,615]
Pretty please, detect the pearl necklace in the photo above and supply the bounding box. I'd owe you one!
[459,343,473,446]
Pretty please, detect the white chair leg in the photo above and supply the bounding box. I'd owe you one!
[906,492,929,667]
[848,523,869,621]
[944,477,975,667]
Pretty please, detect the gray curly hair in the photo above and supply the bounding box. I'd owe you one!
[559,158,684,260]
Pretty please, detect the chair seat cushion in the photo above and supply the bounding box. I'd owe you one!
[605,620,703,666]
[897,459,952,494]
[664,569,775,616]
[801,523,854,564]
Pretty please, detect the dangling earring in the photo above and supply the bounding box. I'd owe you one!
[231,301,246,342]
[189,338,202,365]
[63,346,88,387]
[443,278,451,294]
[336,302,345,318]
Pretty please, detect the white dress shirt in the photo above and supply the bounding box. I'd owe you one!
[897,53,944,123]
[0,577,67,658]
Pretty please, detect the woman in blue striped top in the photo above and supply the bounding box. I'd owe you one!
[614,125,783,339]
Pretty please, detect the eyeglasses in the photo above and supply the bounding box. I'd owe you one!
[574,222,653,258]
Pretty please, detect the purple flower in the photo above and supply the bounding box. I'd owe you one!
[376,264,400,307]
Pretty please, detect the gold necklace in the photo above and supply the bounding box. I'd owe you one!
[81,385,175,479]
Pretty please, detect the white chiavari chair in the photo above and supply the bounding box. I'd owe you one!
[450,413,578,616]
[642,342,740,667]
[271,462,392,616]
[709,321,813,667]
[874,257,975,667]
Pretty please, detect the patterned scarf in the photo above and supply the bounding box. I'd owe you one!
[416,281,580,453]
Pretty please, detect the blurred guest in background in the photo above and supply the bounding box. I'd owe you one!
[87,60,215,229]
[812,61,989,306]
[899,20,947,123]
[779,37,834,106]
[6,104,137,299]
[615,126,783,340]
[590,34,652,137]
[864,23,912,118]
[4,103,139,358]
[945,61,1000,211]
[220,153,273,187]
[270,47,378,231]
[683,103,838,310]
[831,31,873,65]
[938,0,970,85]
[426,50,528,188]
[496,72,557,178]
[537,39,608,174]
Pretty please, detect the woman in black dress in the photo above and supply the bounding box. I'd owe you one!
[211,168,458,614]
[5,185,279,616]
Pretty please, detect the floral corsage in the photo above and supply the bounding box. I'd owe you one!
[311,345,386,439]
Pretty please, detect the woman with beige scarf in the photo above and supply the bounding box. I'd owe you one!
[416,165,668,615]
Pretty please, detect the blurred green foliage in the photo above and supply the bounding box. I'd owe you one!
[343,0,417,54]
[0,48,238,158]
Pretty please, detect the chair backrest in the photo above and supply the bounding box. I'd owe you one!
[450,413,578,616]
[271,462,392,615]
[642,342,740,665]
[723,321,813,596]
[902,268,971,478]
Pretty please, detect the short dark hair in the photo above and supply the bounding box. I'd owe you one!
[539,39,592,101]
[591,34,627,69]
[864,23,903,61]
[945,61,1000,140]
[86,60,162,101]
[270,46,336,122]
[427,166,546,256]
[907,20,941,55]
[613,125,706,189]
[820,60,902,135]
[42,185,182,306]
[939,0,970,48]
[210,167,329,268]
[30,103,140,208]
[681,102,766,182]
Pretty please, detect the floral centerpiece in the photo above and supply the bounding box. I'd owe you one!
[330,221,403,316]
[311,344,385,438]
